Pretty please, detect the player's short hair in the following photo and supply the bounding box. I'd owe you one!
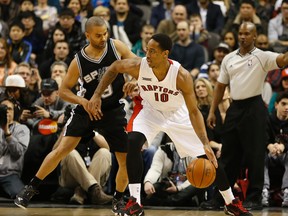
[151,33,172,52]
[85,16,108,32]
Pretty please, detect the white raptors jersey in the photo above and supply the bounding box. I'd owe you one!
[138,58,185,112]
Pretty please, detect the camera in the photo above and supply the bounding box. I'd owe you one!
[0,104,8,127]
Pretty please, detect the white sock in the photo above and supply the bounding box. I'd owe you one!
[129,183,141,205]
[219,187,235,205]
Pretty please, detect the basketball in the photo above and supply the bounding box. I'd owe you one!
[186,158,216,188]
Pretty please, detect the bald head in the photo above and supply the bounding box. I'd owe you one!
[85,16,108,32]
[239,22,257,34]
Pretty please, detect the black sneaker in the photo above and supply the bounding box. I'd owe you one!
[224,198,253,216]
[14,185,39,209]
[112,197,126,215]
[117,196,144,216]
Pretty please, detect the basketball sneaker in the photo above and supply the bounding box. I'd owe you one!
[112,197,126,215]
[14,185,39,209]
[116,196,144,216]
[224,198,252,216]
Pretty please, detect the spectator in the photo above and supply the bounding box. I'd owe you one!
[34,0,58,35]
[57,129,112,205]
[0,96,30,199]
[66,0,88,32]
[8,21,32,64]
[0,19,9,39]
[143,140,205,206]
[0,38,17,86]
[43,26,68,61]
[20,78,69,128]
[262,91,288,207]
[132,24,155,57]
[14,62,40,108]
[53,8,86,58]
[223,31,238,51]
[109,0,142,49]
[222,0,267,37]
[268,68,288,114]
[80,0,94,19]
[156,4,188,43]
[50,61,68,88]
[207,63,220,88]
[93,5,111,22]
[199,42,230,79]
[150,0,175,29]
[66,0,82,21]
[39,40,71,79]
[186,0,224,35]
[18,11,46,67]
[19,0,43,35]
[255,33,272,51]
[189,13,209,48]
[268,0,288,53]
[0,74,25,120]
[169,20,206,79]
[0,0,20,26]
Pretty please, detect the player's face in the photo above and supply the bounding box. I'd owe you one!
[86,25,108,49]
[146,39,167,68]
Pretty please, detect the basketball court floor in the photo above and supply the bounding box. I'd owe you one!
[0,203,286,216]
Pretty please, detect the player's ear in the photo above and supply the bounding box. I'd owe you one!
[163,50,169,57]
[85,32,90,42]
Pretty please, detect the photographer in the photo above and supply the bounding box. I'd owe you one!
[0,97,30,199]
[143,138,205,207]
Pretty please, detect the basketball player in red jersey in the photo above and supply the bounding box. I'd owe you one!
[90,33,252,216]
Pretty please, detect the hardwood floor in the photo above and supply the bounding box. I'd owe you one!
[0,204,286,216]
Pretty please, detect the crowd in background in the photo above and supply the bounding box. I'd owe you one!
[0,0,288,209]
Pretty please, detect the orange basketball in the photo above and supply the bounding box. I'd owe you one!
[186,158,216,188]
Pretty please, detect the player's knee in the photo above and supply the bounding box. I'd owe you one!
[128,131,146,151]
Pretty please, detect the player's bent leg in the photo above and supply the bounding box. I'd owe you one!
[198,155,252,215]
[14,136,81,209]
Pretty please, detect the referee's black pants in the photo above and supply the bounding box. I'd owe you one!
[219,95,267,201]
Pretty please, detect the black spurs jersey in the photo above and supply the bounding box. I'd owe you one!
[75,38,125,110]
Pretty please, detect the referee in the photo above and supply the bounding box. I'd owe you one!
[207,21,288,210]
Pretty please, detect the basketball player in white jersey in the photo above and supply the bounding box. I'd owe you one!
[90,33,252,216]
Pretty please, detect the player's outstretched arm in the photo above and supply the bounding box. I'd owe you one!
[88,57,141,119]
[177,67,218,168]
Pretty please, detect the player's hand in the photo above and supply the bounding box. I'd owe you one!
[87,94,103,120]
[204,144,218,168]
[123,80,137,95]
[207,112,216,129]
[144,181,155,195]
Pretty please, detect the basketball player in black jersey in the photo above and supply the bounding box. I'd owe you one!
[14,17,137,212]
